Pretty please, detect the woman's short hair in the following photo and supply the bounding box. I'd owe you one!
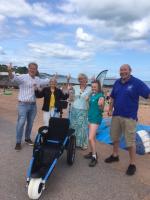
[91,80,102,92]
[49,77,57,83]
[78,73,88,82]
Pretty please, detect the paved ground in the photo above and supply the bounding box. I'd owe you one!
[0,115,150,200]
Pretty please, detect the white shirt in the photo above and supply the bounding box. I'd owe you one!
[12,74,49,102]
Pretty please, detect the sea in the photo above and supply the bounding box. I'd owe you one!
[104,79,150,87]
[39,73,150,87]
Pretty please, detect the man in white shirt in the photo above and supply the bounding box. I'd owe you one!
[8,62,49,150]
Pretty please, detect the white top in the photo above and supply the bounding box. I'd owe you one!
[12,74,49,102]
[71,85,91,110]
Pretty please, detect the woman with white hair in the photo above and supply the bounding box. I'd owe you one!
[35,77,69,126]
[70,73,91,150]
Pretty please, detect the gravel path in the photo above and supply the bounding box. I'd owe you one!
[0,117,150,200]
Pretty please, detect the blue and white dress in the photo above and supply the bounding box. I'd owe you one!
[70,85,91,148]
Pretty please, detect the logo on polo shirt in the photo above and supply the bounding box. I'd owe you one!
[127,85,133,91]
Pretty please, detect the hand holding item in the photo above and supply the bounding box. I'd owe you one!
[107,97,113,116]
[85,96,89,101]
[54,72,58,80]
[107,109,113,116]
[7,63,14,79]
[66,74,71,83]
[7,63,13,72]
[98,97,105,110]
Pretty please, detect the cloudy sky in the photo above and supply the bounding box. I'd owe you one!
[0,0,150,80]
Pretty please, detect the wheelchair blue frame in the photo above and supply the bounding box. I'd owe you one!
[26,117,76,190]
[27,135,70,183]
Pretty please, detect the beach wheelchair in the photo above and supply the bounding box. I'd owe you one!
[26,117,76,199]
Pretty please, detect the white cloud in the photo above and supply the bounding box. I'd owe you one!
[65,0,150,41]
[76,27,119,52]
[76,27,93,42]
[15,20,26,26]
[123,40,150,51]
[0,0,32,17]
[69,0,150,22]
[0,1,54,25]
[1,0,150,38]
[128,20,149,39]
[0,14,5,22]
[28,42,92,60]
[0,0,97,27]
[1,0,150,77]
[0,46,5,55]
[76,27,95,50]
[32,20,46,27]
[97,38,119,51]
[57,3,75,13]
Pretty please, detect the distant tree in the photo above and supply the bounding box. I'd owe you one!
[0,64,40,75]
[15,66,28,74]
[0,64,7,72]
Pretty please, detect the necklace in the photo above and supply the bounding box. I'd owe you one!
[79,86,86,98]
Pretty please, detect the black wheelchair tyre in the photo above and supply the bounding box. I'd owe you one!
[67,135,76,165]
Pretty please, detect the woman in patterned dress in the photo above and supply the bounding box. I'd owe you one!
[70,73,91,149]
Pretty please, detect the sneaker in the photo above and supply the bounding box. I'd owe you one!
[126,164,136,176]
[84,152,92,159]
[81,146,88,150]
[15,143,21,150]
[105,155,119,163]
[25,139,34,146]
[89,157,98,167]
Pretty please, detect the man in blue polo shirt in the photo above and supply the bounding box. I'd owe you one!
[105,64,150,175]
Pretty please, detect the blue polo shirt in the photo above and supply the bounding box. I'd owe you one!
[111,76,150,120]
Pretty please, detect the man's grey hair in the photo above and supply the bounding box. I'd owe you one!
[120,64,132,71]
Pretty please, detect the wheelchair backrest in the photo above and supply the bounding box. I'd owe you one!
[48,117,70,141]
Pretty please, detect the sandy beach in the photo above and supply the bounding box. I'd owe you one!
[1,89,149,128]
[0,89,150,200]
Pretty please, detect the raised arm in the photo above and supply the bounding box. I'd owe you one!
[7,63,26,84]
[7,63,14,79]
[107,97,114,116]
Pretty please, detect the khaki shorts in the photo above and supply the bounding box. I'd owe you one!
[110,116,137,147]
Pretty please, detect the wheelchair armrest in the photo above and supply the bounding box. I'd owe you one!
[38,126,49,136]
[67,128,75,136]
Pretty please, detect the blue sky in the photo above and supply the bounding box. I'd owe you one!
[0,0,150,80]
